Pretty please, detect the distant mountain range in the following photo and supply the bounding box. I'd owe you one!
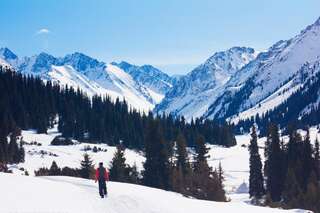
[2,17,320,129]
[156,16,320,126]
[0,49,174,112]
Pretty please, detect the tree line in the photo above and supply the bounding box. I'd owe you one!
[0,66,236,152]
[249,124,320,212]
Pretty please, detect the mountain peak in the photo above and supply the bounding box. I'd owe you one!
[37,52,55,59]
[61,52,104,71]
[229,46,255,53]
[26,52,57,73]
[115,61,135,70]
[203,46,257,75]
[0,47,18,60]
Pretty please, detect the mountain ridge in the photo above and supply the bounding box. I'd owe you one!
[154,46,258,121]
[0,49,172,112]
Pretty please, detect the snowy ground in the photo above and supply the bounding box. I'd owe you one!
[5,126,318,212]
[0,173,308,213]
[13,127,145,175]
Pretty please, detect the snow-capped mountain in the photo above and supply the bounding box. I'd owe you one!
[113,61,174,102]
[0,50,171,112]
[155,47,258,120]
[205,17,320,121]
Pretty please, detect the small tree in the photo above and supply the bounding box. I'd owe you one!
[217,162,225,187]
[109,145,128,182]
[80,153,94,179]
[128,163,140,184]
[49,161,61,176]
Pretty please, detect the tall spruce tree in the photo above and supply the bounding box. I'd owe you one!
[282,168,302,208]
[248,125,265,198]
[143,120,170,190]
[191,134,226,201]
[265,124,283,202]
[175,133,190,175]
[194,135,210,170]
[171,132,191,194]
[301,130,313,190]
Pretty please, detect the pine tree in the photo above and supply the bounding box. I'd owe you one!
[265,124,283,202]
[194,135,210,171]
[175,133,190,175]
[80,153,94,179]
[191,134,226,201]
[217,162,225,188]
[49,161,61,176]
[109,144,128,182]
[143,120,170,190]
[283,168,302,208]
[127,163,139,184]
[301,171,320,212]
[171,133,191,193]
[301,130,313,190]
[249,125,265,198]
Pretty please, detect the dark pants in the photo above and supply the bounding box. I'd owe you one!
[98,179,107,197]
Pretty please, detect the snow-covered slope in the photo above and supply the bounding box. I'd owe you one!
[229,60,320,124]
[0,173,306,213]
[15,126,144,174]
[0,50,170,112]
[7,126,266,196]
[155,47,258,121]
[206,17,320,120]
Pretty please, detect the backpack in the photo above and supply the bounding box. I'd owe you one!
[98,166,106,180]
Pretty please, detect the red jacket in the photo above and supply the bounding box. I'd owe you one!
[95,167,109,181]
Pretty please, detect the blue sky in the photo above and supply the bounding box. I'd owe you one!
[1,0,320,75]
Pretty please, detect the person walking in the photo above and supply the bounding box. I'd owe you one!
[95,162,109,198]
